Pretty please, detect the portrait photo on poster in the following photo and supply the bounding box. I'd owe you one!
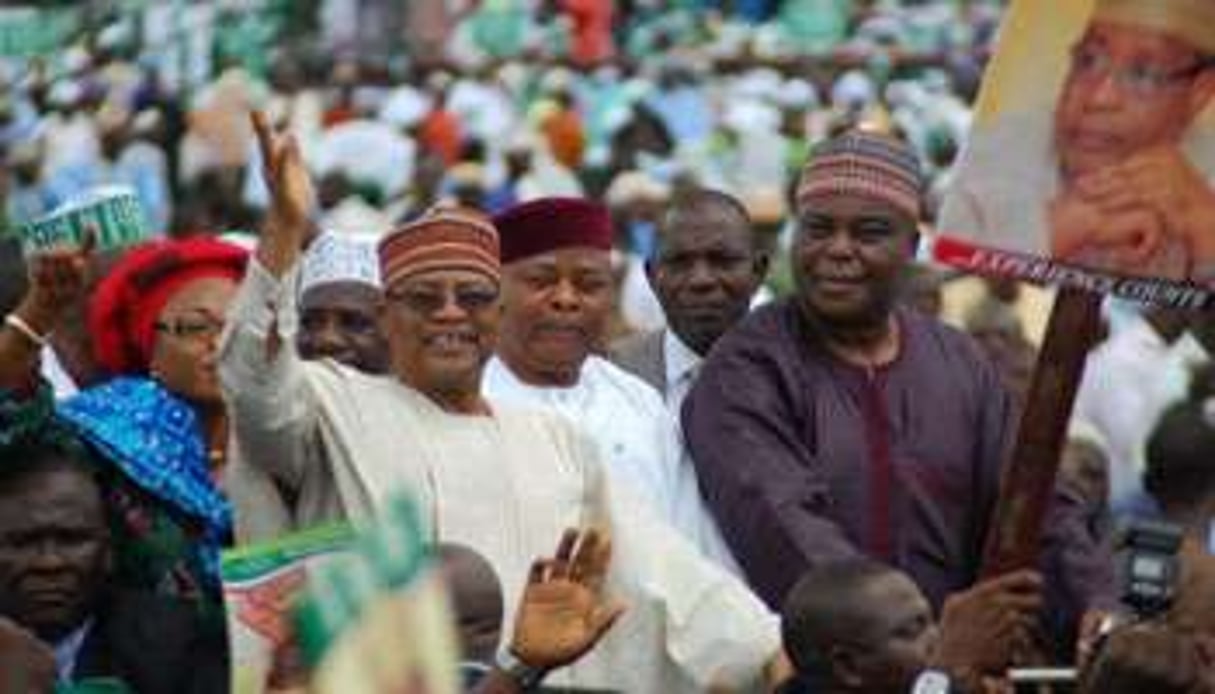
[937,0,1215,308]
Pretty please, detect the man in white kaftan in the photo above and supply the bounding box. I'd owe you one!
[219,138,780,691]
[485,196,740,572]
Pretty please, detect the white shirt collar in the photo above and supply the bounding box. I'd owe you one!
[53,619,92,684]
[663,330,702,393]
[1123,314,1172,353]
[1121,313,1209,363]
[486,354,592,408]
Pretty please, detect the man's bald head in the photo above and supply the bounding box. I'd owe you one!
[783,560,898,675]
[657,190,752,254]
[438,544,504,664]
[649,189,767,355]
[782,560,936,694]
[1145,400,1215,520]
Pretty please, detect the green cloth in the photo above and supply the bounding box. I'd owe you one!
[537,17,571,59]
[785,137,811,179]
[0,384,62,448]
[213,9,277,79]
[624,9,699,59]
[765,247,795,299]
[56,679,133,694]
[468,0,531,58]
[0,7,78,58]
[777,0,851,53]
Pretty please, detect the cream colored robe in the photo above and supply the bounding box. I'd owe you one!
[218,260,780,692]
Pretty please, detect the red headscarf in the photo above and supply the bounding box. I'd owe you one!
[89,237,248,376]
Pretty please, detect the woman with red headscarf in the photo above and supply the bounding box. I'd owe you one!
[0,234,248,638]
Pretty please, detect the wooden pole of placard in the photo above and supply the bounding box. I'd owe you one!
[981,286,1103,576]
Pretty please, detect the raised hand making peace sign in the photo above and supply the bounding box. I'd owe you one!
[250,110,318,278]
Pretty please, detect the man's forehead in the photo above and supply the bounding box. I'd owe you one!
[1088,0,1215,56]
[508,247,612,273]
[1082,20,1207,62]
[301,281,382,311]
[0,503,99,532]
[859,570,923,599]
[855,572,930,629]
[666,209,752,244]
[0,468,103,526]
[799,192,917,225]
[393,268,500,289]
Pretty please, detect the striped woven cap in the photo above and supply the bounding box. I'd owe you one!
[796,130,925,221]
[378,206,501,287]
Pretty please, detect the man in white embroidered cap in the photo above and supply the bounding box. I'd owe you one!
[297,232,389,374]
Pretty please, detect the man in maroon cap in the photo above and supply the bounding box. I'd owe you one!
[484,196,739,571]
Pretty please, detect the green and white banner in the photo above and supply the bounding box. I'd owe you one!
[296,496,460,694]
[19,186,149,256]
[0,7,79,57]
[222,495,460,694]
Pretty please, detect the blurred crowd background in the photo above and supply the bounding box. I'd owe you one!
[6,4,1215,693]
[0,0,1007,337]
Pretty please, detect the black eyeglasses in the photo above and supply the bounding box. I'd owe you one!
[385,283,500,315]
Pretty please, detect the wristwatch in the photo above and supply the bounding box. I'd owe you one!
[911,670,952,694]
[495,646,547,691]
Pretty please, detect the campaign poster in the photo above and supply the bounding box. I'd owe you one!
[937,0,1215,308]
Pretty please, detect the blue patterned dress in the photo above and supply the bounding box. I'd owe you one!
[1,378,232,630]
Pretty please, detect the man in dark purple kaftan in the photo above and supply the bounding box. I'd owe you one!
[683,132,1113,644]
[685,298,1011,609]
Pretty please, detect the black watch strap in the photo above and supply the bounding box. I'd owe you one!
[495,647,547,690]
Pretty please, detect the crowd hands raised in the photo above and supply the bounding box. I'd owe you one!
[0,0,997,259]
[2,4,1215,688]
[0,103,1208,693]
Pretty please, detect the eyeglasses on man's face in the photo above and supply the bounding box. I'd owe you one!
[384,282,500,315]
[1068,43,1214,96]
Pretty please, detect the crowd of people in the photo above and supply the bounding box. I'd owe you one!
[1,1,1214,693]
[0,0,996,317]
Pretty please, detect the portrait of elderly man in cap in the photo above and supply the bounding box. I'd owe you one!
[941,0,1215,282]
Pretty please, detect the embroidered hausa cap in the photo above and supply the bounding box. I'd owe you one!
[1092,0,1215,55]
[377,206,500,287]
[797,130,926,222]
